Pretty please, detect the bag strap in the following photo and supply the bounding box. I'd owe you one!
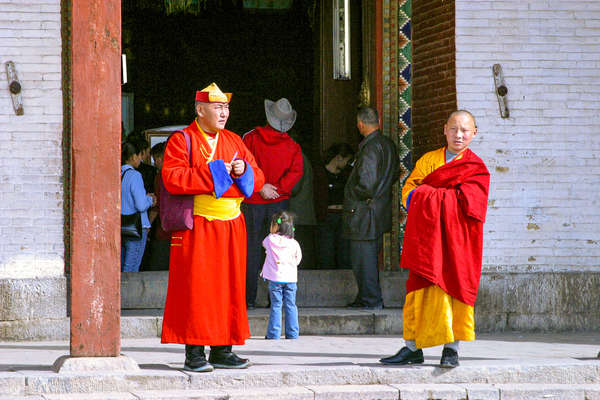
[168,129,192,167]
[121,167,133,181]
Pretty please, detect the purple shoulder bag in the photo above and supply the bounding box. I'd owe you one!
[160,130,194,232]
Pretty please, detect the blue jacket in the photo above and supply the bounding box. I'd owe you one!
[121,165,153,229]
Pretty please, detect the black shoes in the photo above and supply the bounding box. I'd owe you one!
[208,345,250,369]
[379,346,424,365]
[183,345,214,373]
[380,346,460,368]
[184,344,250,371]
[440,347,459,368]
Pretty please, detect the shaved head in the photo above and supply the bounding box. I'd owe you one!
[447,110,477,128]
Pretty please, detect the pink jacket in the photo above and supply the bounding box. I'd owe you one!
[260,233,302,283]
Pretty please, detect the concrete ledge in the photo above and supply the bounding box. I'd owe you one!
[29,384,600,400]
[26,370,190,395]
[477,269,600,331]
[11,371,600,396]
[0,277,66,320]
[121,268,600,332]
[0,372,25,396]
[121,272,168,309]
[307,384,399,399]
[12,383,600,400]
[0,318,68,341]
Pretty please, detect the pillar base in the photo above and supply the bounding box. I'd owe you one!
[53,355,140,373]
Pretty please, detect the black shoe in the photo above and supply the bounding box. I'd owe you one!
[362,303,384,310]
[183,344,214,373]
[209,345,250,369]
[440,347,459,368]
[347,300,364,308]
[379,346,424,365]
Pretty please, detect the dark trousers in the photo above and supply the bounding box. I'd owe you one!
[242,200,289,306]
[349,236,383,307]
[294,224,315,269]
[317,213,350,269]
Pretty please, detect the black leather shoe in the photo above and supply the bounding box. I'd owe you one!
[183,344,214,372]
[209,346,250,369]
[347,300,364,308]
[440,347,459,368]
[379,346,424,365]
[362,303,384,310]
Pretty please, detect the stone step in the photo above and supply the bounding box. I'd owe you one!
[121,307,404,338]
[0,334,598,396]
[14,383,600,399]
[3,376,600,398]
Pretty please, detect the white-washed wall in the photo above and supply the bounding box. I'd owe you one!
[0,0,63,278]
[455,1,600,270]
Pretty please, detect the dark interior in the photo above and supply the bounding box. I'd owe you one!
[122,1,315,149]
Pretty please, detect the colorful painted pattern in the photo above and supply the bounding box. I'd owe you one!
[382,0,411,269]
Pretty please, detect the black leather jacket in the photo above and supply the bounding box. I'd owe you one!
[342,130,400,240]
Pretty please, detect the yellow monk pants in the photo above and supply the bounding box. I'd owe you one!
[403,285,475,349]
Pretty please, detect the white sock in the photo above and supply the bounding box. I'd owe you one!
[443,340,460,352]
[405,340,418,352]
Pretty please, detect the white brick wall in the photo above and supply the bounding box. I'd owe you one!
[456,0,600,270]
[0,0,63,278]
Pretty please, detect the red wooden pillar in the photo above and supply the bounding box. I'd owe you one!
[70,0,122,357]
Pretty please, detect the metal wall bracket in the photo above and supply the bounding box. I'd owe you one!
[5,61,24,115]
[492,64,509,118]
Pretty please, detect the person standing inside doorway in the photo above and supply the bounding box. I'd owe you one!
[343,106,400,310]
[160,83,265,372]
[314,143,354,269]
[242,98,303,309]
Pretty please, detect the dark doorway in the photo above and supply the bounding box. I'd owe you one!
[121,0,367,270]
[121,1,315,146]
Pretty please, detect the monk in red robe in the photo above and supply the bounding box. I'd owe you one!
[161,83,265,372]
[380,110,490,368]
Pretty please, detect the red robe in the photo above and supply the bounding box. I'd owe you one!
[160,121,265,345]
[400,149,490,306]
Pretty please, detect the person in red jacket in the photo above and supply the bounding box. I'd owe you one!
[242,98,303,308]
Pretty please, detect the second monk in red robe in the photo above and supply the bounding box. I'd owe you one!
[380,110,490,368]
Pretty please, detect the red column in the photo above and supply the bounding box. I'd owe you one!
[70,0,122,357]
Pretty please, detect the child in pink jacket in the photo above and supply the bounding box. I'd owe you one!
[261,211,302,339]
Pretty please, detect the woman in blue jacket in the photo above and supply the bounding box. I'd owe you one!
[121,141,156,272]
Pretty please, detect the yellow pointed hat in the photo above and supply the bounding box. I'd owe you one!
[195,83,232,103]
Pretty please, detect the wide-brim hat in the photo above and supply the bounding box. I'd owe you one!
[195,82,232,103]
[265,98,296,132]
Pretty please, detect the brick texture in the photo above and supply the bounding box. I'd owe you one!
[411,0,457,160]
[455,0,600,269]
[0,0,64,278]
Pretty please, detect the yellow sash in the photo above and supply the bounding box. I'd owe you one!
[193,194,243,221]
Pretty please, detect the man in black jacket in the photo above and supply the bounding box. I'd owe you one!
[343,106,400,309]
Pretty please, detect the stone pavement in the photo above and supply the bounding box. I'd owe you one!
[0,332,599,399]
